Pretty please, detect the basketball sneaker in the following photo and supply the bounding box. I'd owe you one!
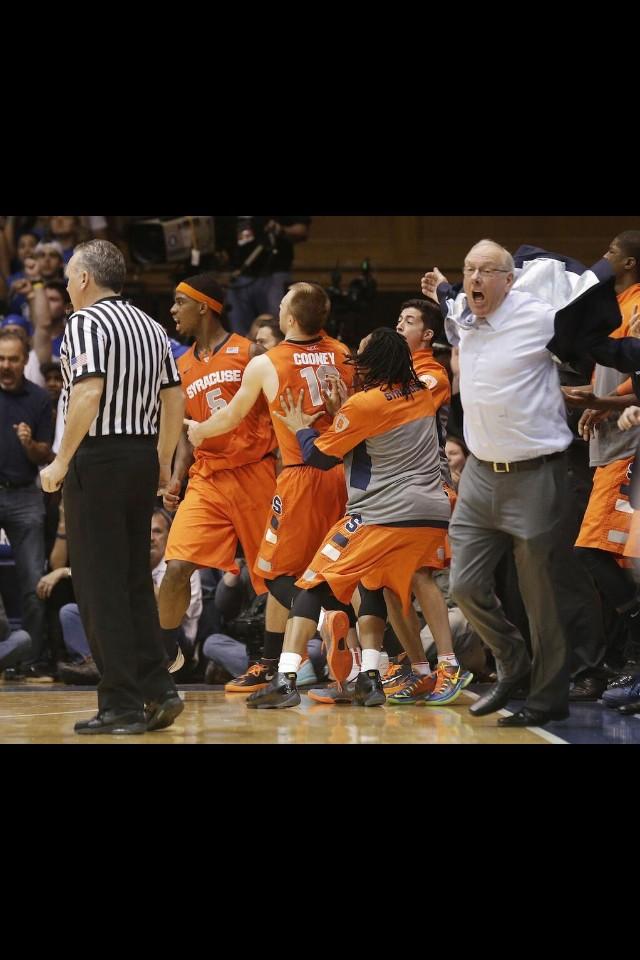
[321,611,352,684]
[420,663,473,706]
[381,657,414,696]
[307,680,356,704]
[352,669,386,707]
[387,671,437,704]
[224,660,277,693]
[246,672,301,709]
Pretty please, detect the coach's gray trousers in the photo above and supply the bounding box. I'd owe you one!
[449,454,570,713]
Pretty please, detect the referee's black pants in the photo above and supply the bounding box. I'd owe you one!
[63,435,176,715]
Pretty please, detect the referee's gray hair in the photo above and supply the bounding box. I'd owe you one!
[73,240,127,293]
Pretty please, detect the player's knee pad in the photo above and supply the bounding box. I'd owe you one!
[267,574,297,608]
[358,585,387,620]
[291,583,333,623]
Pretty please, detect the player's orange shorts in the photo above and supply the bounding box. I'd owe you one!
[624,508,640,559]
[165,455,276,594]
[254,464,347,581]
[575,456,638,558]
[295,514,450,614]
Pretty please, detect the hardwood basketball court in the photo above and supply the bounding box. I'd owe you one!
[0,683,560,744]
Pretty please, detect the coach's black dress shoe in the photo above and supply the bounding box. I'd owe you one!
[469,673,530,717]
[74,710,147,735]
[498,707,570,727]
[569,674,606,701]
[145,693,184,731]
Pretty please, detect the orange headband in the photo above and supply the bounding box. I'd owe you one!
[176,282,223,314]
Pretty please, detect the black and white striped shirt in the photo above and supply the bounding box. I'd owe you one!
[60,296,181,437]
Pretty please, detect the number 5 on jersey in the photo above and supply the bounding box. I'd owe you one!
[206,387,228,413]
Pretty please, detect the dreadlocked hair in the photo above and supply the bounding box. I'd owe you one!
[350,327,425,400]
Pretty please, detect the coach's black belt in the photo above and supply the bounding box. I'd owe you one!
[474,451,565,474]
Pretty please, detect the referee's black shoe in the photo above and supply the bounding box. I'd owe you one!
[246,672,300,708]
[74,710,147,735]
[145,693,185,731]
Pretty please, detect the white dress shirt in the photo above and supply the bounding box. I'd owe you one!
[458,289,573,462]
[152,560,202,643]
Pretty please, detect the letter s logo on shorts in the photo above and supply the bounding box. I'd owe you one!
[334,413,350,432]
[272,495,284,515]
[419,374,438,390]
[344,514,363,533]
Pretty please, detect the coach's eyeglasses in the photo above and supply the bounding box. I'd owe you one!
[462,267,511,278]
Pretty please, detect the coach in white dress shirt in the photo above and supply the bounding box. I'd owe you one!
[446,239,573,727]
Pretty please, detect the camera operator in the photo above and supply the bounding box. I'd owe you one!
[325,259,377,346]
[217,217,311,336]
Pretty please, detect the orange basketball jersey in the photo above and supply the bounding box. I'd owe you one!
[179,333,276,471]
[266,333,354,465]
[412,349,451,411]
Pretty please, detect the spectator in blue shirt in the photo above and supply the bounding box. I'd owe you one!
[0,329,52,675]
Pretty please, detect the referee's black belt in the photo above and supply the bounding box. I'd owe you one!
[80,433,158,447]
[474,451,565,474]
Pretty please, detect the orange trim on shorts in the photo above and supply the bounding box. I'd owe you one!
[576,456,636,556]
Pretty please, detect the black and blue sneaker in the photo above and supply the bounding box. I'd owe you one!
[246,672,301,709]
[352,670,386,707]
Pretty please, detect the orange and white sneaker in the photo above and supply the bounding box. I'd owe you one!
[224,661,277,693]
[321,611,352,685]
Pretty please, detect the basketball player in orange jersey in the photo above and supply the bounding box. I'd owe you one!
[245,327,455,709]
[157,274,281,656]
[186,282,357,692]
[377,298,472,705]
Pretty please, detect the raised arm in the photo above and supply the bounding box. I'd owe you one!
[29,283,54,366]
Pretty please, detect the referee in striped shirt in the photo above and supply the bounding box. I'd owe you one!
[41,241,185,735]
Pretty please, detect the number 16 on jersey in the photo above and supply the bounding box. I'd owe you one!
[299,364,344,407]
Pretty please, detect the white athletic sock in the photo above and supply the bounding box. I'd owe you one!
[361,648,381,673]
[346,648,362,683]
[438,653,459,669]
[412,661,432,676]
[278,652,302,675]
